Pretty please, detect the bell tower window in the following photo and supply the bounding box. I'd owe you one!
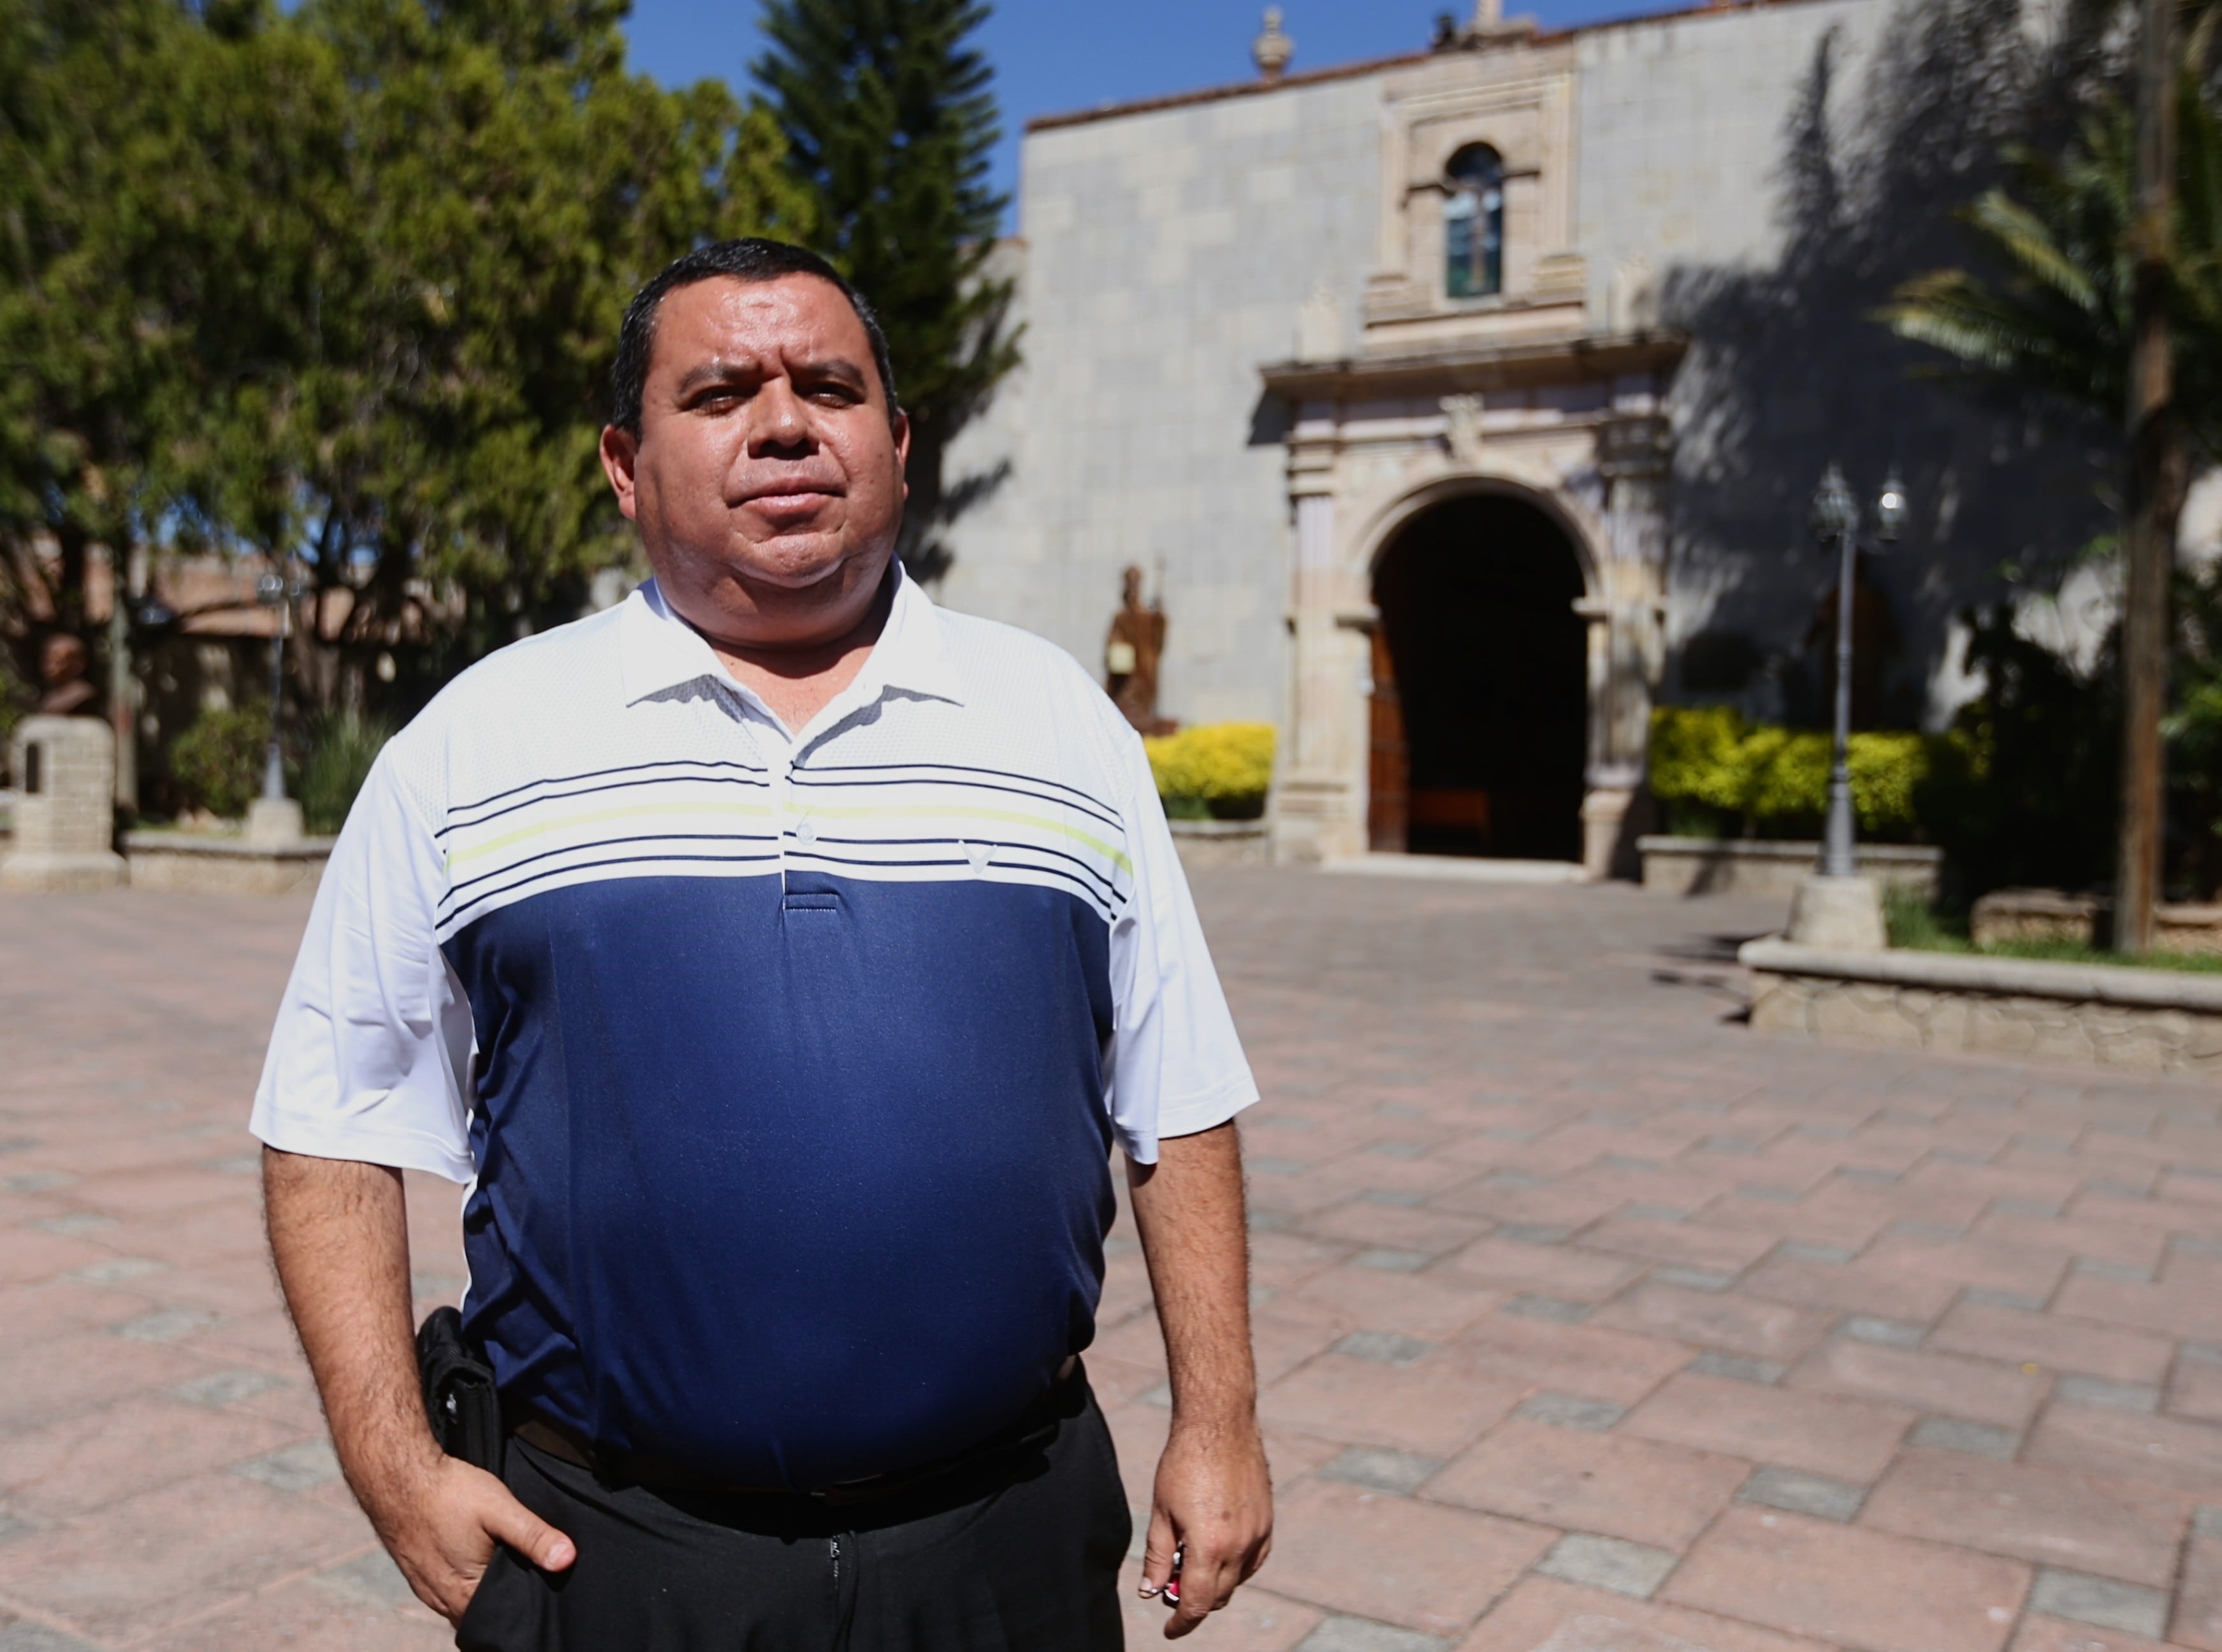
[1445,145,1506,299]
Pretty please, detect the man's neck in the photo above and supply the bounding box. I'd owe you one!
[695,567,897,737]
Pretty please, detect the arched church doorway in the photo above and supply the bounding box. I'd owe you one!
[1369,493,1588,861]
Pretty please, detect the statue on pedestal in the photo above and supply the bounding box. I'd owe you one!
[1105,565,1173,734]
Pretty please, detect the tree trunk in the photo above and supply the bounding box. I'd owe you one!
[2115,0,2184,953]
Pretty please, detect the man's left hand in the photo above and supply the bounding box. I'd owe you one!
[1142,1417,1274,1638]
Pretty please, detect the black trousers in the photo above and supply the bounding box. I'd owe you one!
[454,1368,1131,1652]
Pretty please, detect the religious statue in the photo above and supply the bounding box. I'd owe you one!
[1105,565,1173,734]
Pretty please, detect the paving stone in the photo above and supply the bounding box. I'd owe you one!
[1994,1198,2066,1217]
[1430,1423,1745,1552]
[1622,1373,1912,1483]
[1295,1618,1448,1652]
[1515,1393,1627,1431]
[1664,1506,2030,1652]
[1738,1467,1865,1521]
[1458,1576,1841,1652]
[1962,1287,2051,1312]
[1451,1317,1692,1408]
[113,1307,216,1344]
[1650,1266,1736,1292]
[0,1627,107,1652]
[1320,1447,1446,1496]
[1841,1315,1926,1347]
[2026,1404,2222,1496]
[1537,1535,1680,1601]
[1263,1355,1524,1459]
[1688,1352,1785,1384]
[1862,1449,2188,1588]
[1267,1478,1556,1639]
[1353,1248,1432,1273]
[1929,1300,2173,1384]
[1505,1296,1593,1324]
[2027,1570,2169,1639]
[1499,1224,1572,1245]
[310,1548,419,1610]
[1788,1338,2047,1429]
[1593,1286,1829,1364]
[1336,1332,1435,1366]
[29,1214,115,1237]
[2072,1259,2155,1283]
[1774,1242,1855,1264]
[2177,1533,2222,1651]
[2053,1375,2159,1412]
[1910,1416,2022,1460]
[229,1440,342,1493]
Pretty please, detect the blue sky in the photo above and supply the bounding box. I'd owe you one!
[622,0,1672,224]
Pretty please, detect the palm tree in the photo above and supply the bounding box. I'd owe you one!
[1884,15,2222,939]
[1883,71,2222,456]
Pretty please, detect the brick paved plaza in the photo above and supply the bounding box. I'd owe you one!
[4,870,2222,1650]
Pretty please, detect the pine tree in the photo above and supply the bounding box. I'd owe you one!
[754,0,1020,579]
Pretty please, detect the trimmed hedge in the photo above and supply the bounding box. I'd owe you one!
[1145,722,1275,821]
[1649,706,1966,840]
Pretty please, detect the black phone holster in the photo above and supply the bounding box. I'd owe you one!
[417,1305,505,1477]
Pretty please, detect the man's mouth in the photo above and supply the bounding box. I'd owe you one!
[741,486,839,524]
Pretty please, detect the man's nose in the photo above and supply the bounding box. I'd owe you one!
[746,379,813,454]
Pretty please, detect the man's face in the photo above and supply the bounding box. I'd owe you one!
[600,273,908,649]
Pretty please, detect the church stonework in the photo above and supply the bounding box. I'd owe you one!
[937,0,1904,873]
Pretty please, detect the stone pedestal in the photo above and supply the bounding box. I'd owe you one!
[2,716,126,892]
[247,797,306,848]
[1785,874,1886,953]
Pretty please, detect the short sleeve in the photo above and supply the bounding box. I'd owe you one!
[249,750,477,1182]
[1103,731,1260,1164]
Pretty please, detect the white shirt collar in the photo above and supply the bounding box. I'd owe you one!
[617,561,963,718]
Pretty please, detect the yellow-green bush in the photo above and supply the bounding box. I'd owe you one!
[1145,722,1276,820]
[1648,707,1951,838]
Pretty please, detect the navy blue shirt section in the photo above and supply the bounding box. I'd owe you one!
[442,873,1117,1488]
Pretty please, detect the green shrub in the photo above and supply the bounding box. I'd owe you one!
[1648,707,1951,840]
[1145,722,1276,820]
[169,701,271,820]
[300,711,393,835]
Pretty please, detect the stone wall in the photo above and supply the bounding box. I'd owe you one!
[936,70,1390,727]
[1743,939,2222,1076]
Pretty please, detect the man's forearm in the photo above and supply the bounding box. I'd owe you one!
[263,1148,440,1511]
[1127,1120,1257,1426]
[1127,1119,1272,1637]
[263,1147,572,1621]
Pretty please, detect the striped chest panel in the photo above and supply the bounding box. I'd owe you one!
[430,718,1135,943]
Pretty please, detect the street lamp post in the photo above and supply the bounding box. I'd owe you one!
[1807,464,1910,881]
[255,569,290,806]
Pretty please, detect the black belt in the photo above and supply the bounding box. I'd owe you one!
[509,1356,1082,1508]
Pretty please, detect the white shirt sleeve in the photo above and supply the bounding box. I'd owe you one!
[1103,730,1260,1164]
[249,750,477,1183]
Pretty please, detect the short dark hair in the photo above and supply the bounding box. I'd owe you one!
[609,238,901,437]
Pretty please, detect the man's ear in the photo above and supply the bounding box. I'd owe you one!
[891,410,911,503]
[599,425,641,522]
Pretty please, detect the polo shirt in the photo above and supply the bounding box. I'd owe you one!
[249,565,1257,1489]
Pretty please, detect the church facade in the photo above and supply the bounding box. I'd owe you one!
[935,0,2075,873]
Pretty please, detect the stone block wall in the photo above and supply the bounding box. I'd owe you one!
[1748,969,2222,1077]
[11,716,115,856]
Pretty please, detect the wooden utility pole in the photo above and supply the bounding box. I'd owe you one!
[2116,0,2186,953]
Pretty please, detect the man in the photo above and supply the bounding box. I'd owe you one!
[251,238,1272,1649]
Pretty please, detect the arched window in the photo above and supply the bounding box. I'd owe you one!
[1445,145,1506,300]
